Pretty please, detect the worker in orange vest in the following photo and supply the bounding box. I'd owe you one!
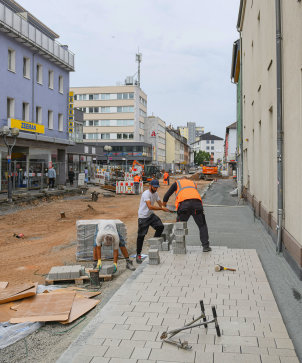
[163,171,169,185]
[133,174,141,194]
[162,176,211,252]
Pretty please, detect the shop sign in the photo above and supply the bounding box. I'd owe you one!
[8,118,45,134]
[68,91,74,134]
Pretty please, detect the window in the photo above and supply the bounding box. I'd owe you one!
[139,96,147,106]
[58,113,63,131]
[48,110,53,129]
[206,140,210,144]
[101,107,110,113]
[48,70,54,89]
[117,92,134,100]
[8,49,16,72]
[36,106,42,124]
[139,109,147,117]
[101,133,110,139]
[92,147,96,154]
[211,146,214,150]
[23,57,30,78]
[117,106,134,113]
[211,140,214,144]
[59,75,63,93]
[89,94,93,100]
[139,122,144,129]
[206,146,209,150]
[22,102,29,121]
[36,64,43,84]
[7,98,15,118]
[101,94,110,100]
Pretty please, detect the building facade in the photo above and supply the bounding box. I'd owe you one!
[192,132,224,164]
[0,0,75,190]
[71,85,147,143]
[179,123,205,145]
[144,116,166,168]
[236,0,302,278]
[224,122,237,175]
[166,127,189,172]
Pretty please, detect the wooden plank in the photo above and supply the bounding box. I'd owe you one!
[0,302,16,322]
[9,292,75,324]
[0,283,37,304]
[45,274,112,286]
[60,296,99,324]
[0,282,8,289]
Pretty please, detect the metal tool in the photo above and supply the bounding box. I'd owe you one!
[214,264,236,272]
[160,300,221,350]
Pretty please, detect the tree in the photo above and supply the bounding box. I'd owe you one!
[194,150,211,165]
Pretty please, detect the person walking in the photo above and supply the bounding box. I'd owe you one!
[48,166,56,189]
[162,176,212,252]
[68,168,75,186]
[163,171,169,185]
[136,179,170,264]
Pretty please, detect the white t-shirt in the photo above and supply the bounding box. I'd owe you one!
[138,189,160,218]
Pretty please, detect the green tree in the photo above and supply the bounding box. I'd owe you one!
[194,150,211,165]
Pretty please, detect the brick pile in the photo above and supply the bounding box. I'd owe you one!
[172,221,188,254]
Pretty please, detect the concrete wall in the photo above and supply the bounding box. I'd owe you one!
[240,0,302,274]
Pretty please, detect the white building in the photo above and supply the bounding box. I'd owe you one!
[144,116,166,168]
[224,122,237,174]
[192,132,224,163]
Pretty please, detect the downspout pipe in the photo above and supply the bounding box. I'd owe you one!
[275,0,284,253]
[239,34,243,198]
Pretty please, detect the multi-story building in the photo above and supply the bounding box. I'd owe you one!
[144,116,166,168]
[166,127,190,172]
[191,132,224,163]
[235,0,302,278]
[0,0,75,190]
[71,85,151,166]
[179,122,205,145]
[195,126,205,140]
[224,122,237,175]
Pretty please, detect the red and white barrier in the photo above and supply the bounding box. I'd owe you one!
[116,181,143,194]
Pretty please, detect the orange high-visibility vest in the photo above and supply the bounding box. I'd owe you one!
[163,172,169,180]
[175,179,202,210]
[134,175,140,182]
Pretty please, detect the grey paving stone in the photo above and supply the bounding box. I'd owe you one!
[174,221,187,229]
[148,249,159,259]
[102,264,115,275]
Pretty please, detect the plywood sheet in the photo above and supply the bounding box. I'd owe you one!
[0,302,16,322]
[45,288,101,299]
[60,296,99,324]
[9,292,75,323]
[0,283,37,304]
[0,282,8,289]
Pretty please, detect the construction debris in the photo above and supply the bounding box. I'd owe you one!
[13,233,25,239]
[60,211,66,219]
[0,282,8,289]
[0,283,37,304]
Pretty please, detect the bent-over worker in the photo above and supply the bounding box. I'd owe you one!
[136,179,170,264]
[163,176,212,252]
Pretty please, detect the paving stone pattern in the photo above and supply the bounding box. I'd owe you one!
[58,246,298,363]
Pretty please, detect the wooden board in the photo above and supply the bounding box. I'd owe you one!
[60,296,99,324]
[0,302,16,322]
[44,288,101,299]
[45,274,112,286]
[0,282,8,289]
[0,282,37,304]
[9,292,75,324]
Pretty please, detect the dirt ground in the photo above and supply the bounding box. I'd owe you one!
[0,176,209,285]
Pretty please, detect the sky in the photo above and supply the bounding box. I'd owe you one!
[20,0,240,138]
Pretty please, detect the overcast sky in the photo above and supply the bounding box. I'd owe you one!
[21,0,239,138]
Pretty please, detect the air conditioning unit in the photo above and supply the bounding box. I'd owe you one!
[125,76,134,85]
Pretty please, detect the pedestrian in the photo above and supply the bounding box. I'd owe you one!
[163,171,169,185]
[68,168,75,186]
[136,179,170,264]
[133,174,140,195]
[48,166,56,189]
[84,167,88,183]
[162,176,212,252]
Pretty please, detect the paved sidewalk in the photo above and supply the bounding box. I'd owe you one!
[58,246,298,363]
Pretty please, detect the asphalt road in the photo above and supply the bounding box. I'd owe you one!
[186,179,302,360]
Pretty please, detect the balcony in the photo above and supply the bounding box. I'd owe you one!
[0,3,74,71]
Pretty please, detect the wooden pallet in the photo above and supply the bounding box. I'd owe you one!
[45,274,112,286]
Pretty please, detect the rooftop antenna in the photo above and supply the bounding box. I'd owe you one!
[136,50,142,87]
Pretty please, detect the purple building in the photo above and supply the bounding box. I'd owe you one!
[0,0,75,190]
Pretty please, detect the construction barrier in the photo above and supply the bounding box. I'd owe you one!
[124,172,134,180]
[116,180,143,194]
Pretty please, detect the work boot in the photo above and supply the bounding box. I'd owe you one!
[136,254,142,264]
[203,246,212,252]
[126,259,136,271]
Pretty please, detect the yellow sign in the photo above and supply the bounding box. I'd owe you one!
[9,119,45,134]
[68,121,74,127]
[68,128,73,133]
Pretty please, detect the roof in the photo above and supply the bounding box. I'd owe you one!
[231,39,240,83]
[1,0,59,39]
[191,132,223,144]
[226,122,237,130]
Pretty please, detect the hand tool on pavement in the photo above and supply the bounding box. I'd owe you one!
[214,264,236,272]
[160,300,221,350]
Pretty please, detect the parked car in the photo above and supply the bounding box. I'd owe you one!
[188,167,197,174]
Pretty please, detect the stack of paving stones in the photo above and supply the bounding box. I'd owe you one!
[172,221,188,254]
[148,248,160,265]
[47,265,83,280]
[161,223,174,251]
[76,219,127,261]
[147,236,164,251]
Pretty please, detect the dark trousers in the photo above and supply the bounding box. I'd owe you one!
[134,182,139,195]
[69,178,74,186]
[177,199,209,247]
[136,214,164,255]
[49,178,55,188]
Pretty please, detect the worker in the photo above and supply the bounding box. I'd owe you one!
[136,179,170,264]
[163,171,169,185]
[47,166,56,189]
[93,222,136,272]
[162,176,212,252]
[133,174,141,194]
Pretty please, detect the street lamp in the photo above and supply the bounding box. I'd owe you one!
[104,145,112,171]
[0,126,20,203]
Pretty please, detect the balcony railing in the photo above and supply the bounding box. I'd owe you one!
[0,3,74,71]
